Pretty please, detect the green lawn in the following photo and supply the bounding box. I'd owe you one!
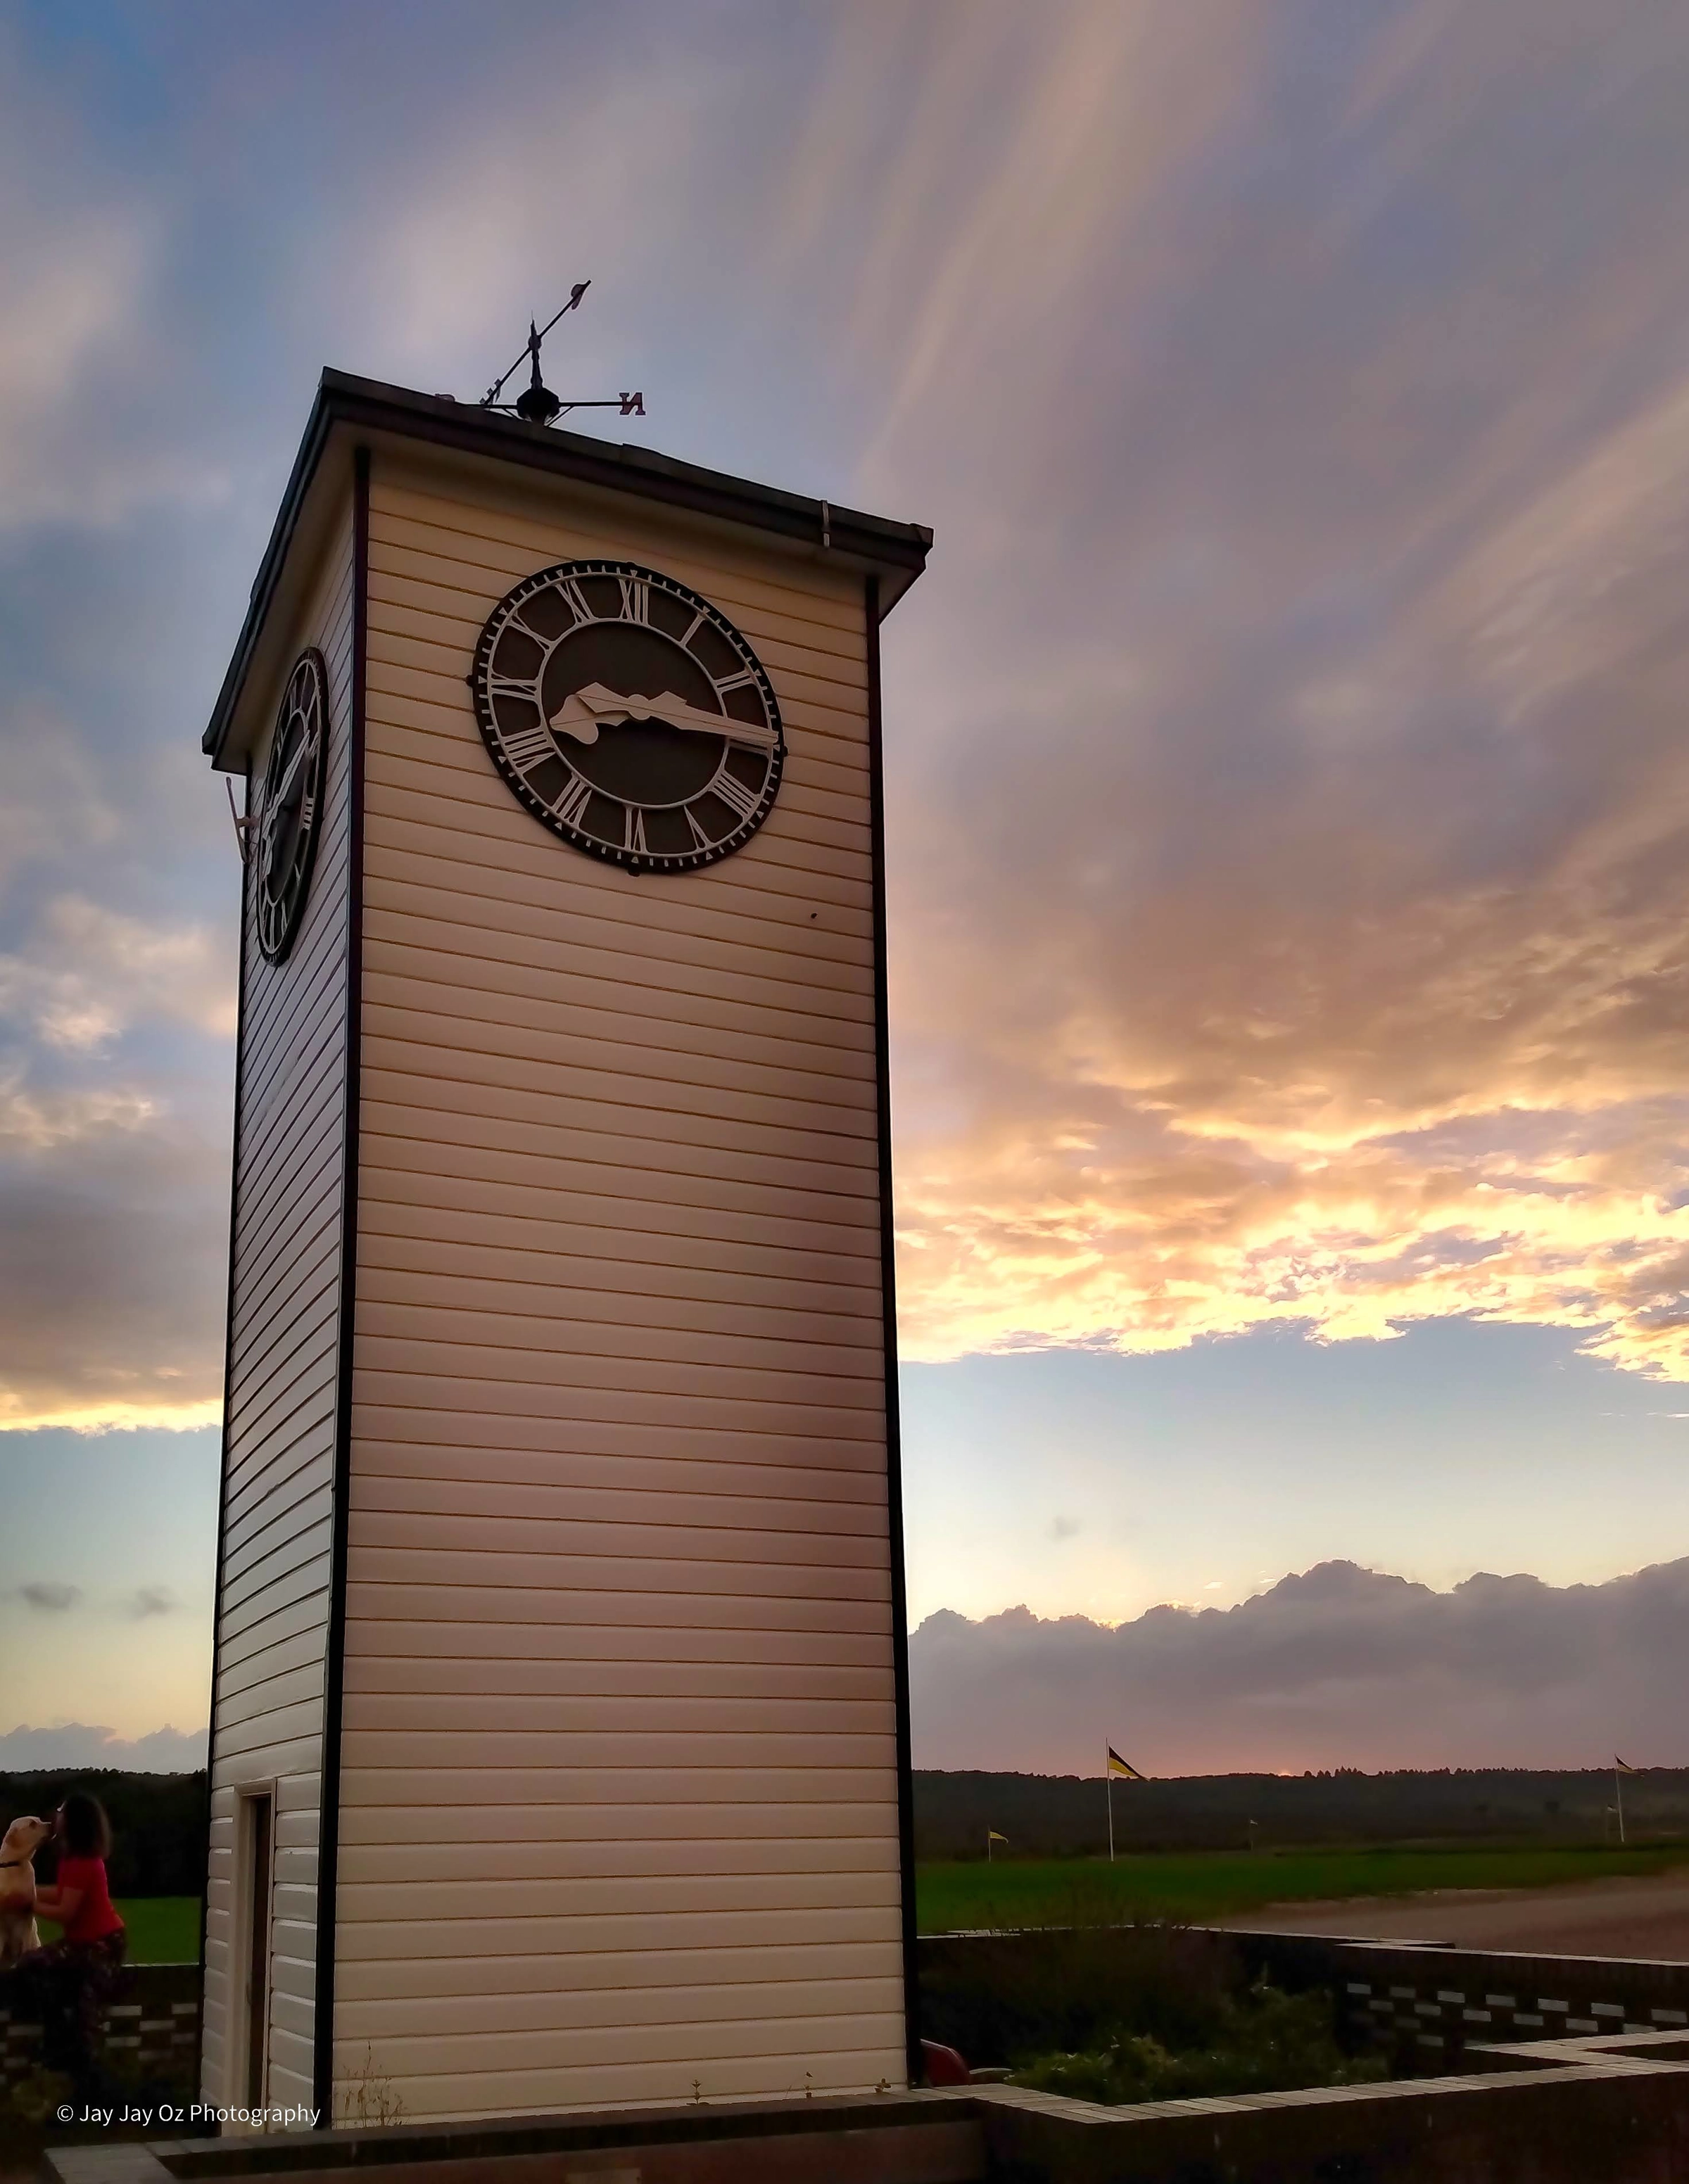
[113,1896,201,1963]
[916,1842,1689,1934]
[73,1851,1689,1957]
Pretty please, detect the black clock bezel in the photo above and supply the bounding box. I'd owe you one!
[255,646,331,965]
[469,558,786,875]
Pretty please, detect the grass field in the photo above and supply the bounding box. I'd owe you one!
[916,1842,1689,1934]
[113,1897,201,1962]
[89,1850,1689,1958]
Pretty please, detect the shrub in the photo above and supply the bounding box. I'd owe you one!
[923,1919,1249,2063]
[1011,1979,1387,2104]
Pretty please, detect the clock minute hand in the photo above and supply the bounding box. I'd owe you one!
[628,691,779,753]
[258,732,310,864]
[550,682,778,753]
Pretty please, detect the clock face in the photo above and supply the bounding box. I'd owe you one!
[470,560,785,872]
[255,647,330,963]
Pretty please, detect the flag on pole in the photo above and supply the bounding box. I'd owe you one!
[1107,1746,1146,1781]
[987,1830,1009,1845]
[1615,1756,1638,1772]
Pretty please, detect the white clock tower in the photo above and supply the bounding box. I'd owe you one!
[199,367,930,2125]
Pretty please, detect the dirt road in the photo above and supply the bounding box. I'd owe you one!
[1225,1868,1689,1959]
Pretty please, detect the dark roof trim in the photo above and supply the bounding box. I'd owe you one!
[203,386,337,757]
[203,369,932,761]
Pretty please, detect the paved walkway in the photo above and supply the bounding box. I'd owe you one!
[1225,1868,1689,1960]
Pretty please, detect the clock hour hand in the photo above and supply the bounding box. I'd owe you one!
[259,732,310,865]
[268,727,310,809]
[549,681,777,753]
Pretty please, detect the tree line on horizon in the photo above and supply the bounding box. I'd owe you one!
[913,1766,1689,1858]
[0,1770,205,1896]
[6,1767,1687,1893]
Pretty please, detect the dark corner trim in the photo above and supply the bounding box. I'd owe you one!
[314,444,370,2126]
[864,575,921,2086]
[197,770,254,2097]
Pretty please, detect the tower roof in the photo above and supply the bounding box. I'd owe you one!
[203,368,932,769]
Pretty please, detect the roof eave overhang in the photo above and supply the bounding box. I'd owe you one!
[203,370,932,770]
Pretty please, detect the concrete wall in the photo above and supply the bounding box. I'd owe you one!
[918,1925,1689,2072]
[39,2053,1689,2184]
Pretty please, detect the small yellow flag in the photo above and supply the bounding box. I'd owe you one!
[987,1829,1009,1845]
[1108,1744,1146,1782]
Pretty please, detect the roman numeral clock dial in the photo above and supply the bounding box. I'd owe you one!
[255,647,331,963]
[469,560,785,872]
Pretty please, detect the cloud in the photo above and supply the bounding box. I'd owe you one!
[0,706,121,899]
[911,1556,1689,1775]
[125,1587,176,1620]
[0,1080,158,1157]
[0,912,231,1432]
[0,170,158,530]
[831,1,1689,1381]
[0,1117,228,1429]
[0,40,227,531]
[0,1720,205,1772]
[11,1582,80,1613]
[1,899,235,1055]
[8,0,1689,1433]
[0,899,234,1055]
[340,43,717,392]
[0,743,234,1431]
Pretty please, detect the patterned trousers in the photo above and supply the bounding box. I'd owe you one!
[13,1929,128,2083]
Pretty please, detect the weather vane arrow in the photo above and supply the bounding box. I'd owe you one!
[478,282,645,426]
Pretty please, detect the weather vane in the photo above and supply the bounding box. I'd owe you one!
[478,282,645,427]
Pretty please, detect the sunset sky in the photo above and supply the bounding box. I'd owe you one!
[6,0,1689,1766]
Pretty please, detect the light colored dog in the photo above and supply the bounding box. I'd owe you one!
[0,1815,53,1969]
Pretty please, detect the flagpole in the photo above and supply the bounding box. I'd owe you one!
[1615,1767,1626,1846]
[1106,1744,1115,1865]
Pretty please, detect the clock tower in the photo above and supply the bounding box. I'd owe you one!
[200,369,930,2125]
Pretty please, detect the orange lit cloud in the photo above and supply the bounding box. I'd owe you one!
[819,4,1689,1381]
[887,808,1689,1371]
[10,0,1689,1430]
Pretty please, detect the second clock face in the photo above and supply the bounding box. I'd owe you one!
[470,559,785,872]
[256,647,330,963]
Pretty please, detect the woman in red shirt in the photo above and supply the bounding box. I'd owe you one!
[25,1792,127,2088]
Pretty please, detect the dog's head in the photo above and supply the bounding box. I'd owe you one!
[0,1815,53,1869]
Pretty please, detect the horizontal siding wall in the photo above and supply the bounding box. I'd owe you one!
[203,499,354,2109]
[339,455,904,2121]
